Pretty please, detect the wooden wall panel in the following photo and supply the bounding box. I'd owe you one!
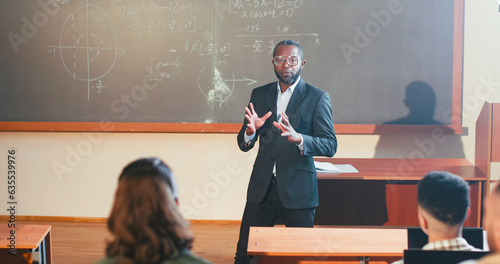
[475,102,492,179]
[492,104,500,162]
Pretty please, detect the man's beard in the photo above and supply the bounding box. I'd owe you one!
[275,67,301,85]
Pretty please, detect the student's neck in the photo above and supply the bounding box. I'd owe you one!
[427,227,462,243]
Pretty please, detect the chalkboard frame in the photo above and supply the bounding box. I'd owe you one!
[0,0,464,134]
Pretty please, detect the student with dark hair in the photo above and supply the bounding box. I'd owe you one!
[417,171,473,245]
[95,158,211,264]
[393,171,481,264]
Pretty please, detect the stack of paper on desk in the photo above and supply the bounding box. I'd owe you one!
[314,161,340,173]
[314,161,359,173]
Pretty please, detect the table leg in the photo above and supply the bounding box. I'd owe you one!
[45,231,52,264]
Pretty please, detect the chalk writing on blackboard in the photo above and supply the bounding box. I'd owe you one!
[0,0,461,130]
[47,1,203,102]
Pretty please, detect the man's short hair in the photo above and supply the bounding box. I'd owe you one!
[273,40,304,59]
[417,171,470,226]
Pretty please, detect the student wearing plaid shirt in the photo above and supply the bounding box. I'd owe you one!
[392,171,482,264]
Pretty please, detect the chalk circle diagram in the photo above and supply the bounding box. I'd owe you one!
[197,61,235,107]
[59,4,118,82]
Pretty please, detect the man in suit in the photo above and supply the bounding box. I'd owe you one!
[234,40,337,264]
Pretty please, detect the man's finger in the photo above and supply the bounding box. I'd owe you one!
[245,107,252,116]
[281,121,293,132]
[273,121,283,131]
[262,111,272,121]
[249,103,256,114]
[281,112,291,126]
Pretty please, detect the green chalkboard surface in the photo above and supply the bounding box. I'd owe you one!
[0,0,463,133]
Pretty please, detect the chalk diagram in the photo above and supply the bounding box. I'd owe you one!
[198,61,234,123]
[198,61,234,107]
[57,4,118,101]
[48,1,254,114]
[197,61,257,122]
[48,2,181,102]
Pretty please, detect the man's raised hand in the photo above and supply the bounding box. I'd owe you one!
[245,103,272,135]
[273,112,302,144]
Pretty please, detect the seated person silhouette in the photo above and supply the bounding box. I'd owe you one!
[385,81,445,125]
[95,157,212,264]
[374,81,464,159]
[393,171,482,264]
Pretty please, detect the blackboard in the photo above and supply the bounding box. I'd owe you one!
[0,0,463,133]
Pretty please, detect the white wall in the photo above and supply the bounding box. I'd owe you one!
[1,0,500,220]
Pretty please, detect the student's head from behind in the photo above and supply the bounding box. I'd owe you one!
[106,157,193,264]
[417,171,470,236]
[484,183,500,253]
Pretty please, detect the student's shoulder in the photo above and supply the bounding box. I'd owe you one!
[94,253,212,264]
[162,252,213,264]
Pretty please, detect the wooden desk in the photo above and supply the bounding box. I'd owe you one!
[0,224,52,264]
[247,226,407,264]
[314,158,487,227]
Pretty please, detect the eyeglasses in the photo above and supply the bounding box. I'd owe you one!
[273,56,300,67]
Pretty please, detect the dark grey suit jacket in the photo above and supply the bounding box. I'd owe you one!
[237,79,337,209]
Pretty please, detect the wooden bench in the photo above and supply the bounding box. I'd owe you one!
[247,226,407,264]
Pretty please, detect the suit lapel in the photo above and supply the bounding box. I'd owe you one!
[285,79,307,115]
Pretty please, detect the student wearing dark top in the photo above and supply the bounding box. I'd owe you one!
[95,158,211,264]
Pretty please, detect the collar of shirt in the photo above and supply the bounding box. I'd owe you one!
[422,237,479,251]
[276,76,301,94]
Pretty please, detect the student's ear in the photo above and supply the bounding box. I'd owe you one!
[466,207,471,219]
[418,208,429,235]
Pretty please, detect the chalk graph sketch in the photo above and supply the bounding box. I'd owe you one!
[61,5,117,87]
[42,0,319,123]
[197,60,258,122]
[46,3,118,102]
[47,0,197,102]
[197,61,233,106]
[0,0,459,126]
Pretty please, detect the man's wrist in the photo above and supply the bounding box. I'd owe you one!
[244,131,255,145]
[296,134,304,155]
[296,134,304,146]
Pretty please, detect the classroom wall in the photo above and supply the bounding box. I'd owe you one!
[465,0,500,191]
[1,0,500,220]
